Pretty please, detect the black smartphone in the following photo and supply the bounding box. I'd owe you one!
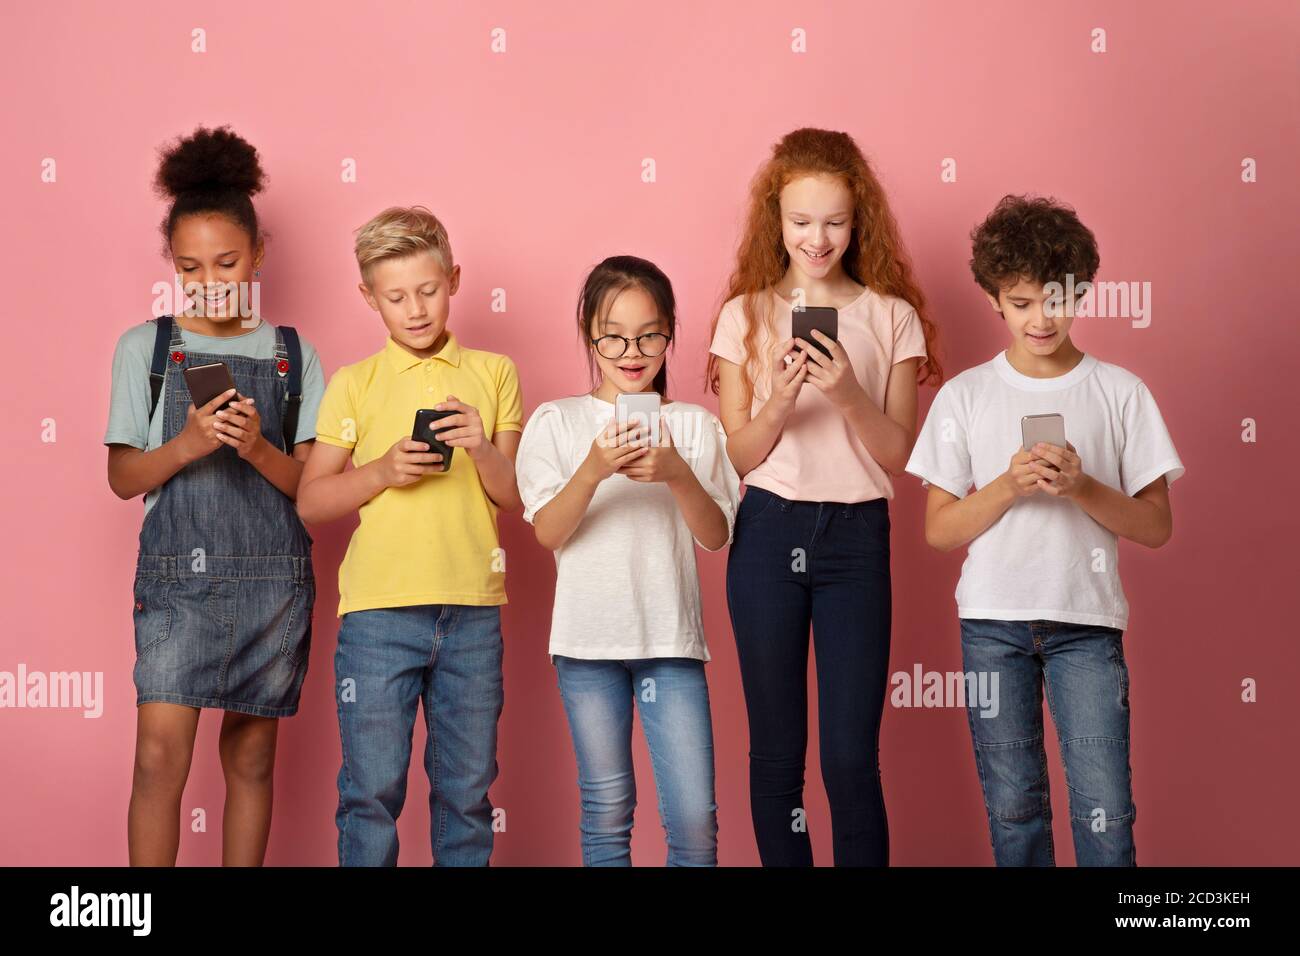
[182,362,236,411]
[792,306,839,358]
[412,408,458,473]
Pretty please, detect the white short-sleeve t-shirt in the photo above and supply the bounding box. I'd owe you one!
[515,394,741,661]
[905,351,1184,631]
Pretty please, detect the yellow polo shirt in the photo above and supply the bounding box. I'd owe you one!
[314,332,523,616]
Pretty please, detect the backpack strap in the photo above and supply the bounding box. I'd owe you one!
[147,315,177,423]
[274,325,304,452]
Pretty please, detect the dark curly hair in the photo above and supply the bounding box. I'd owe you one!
[969,194,1099,299]
[153,125,267,258]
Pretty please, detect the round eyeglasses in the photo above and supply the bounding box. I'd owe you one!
[591,333,671,359]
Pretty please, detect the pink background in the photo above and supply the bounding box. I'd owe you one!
[3,0,1297,865]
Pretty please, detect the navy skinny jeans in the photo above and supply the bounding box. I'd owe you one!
[725,485,892,866]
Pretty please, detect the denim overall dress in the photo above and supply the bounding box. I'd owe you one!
[131,315,315,718]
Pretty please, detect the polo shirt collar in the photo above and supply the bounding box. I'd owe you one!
[384,330,462,372]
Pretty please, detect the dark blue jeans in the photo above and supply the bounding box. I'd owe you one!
[725,486,892,866]
[960,618,1136,866]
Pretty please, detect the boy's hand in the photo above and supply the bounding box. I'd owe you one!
[376,437,443,487]
[1001,449,1043,498]
[213,395,266,460]
[581,417,648,482]
[796,330,865,411]
[430,395,489,460]
[176,388,237,463]
[618,418,687,484]
[1028,441,1088,498]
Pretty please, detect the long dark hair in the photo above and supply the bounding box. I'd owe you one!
[153,125,267,257]
[576,255,677,398]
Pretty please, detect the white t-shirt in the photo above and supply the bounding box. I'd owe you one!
[516,394,741,661]
[905,351,1184,630]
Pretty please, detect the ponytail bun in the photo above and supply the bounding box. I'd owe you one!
[154,125,265,199]
[154,125,268,258]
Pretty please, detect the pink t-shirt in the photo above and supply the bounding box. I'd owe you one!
[708,287,928,503]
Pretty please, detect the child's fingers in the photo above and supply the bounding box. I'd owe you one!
[404,452,443,465]
[431,412,467,429]
[401,438,431,452]
[612,446,648,465]
[1032,443,1067,468]
[609,424,644,447]
[199,388,238,415]
[433,426,478,443]
[779,360,805,388]
[803,361,829,382]
[794,338,831,368]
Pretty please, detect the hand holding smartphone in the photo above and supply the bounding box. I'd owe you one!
[615,392,661,446]
[412,408,457,473]
[183,362,237,412]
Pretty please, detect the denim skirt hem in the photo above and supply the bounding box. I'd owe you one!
[135,691,298,719]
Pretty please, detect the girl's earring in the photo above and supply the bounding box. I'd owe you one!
[255,269,261,277]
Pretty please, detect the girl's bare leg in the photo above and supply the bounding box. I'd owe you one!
[128,702,201,866]
[218,711,280,866]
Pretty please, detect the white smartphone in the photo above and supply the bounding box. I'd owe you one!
[615,392,661,447]
[1021,413,1066,452]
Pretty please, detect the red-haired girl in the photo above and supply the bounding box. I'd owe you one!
[707,128,941,866]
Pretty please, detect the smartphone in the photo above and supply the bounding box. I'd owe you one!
[412,408,458,473]
[615,391,661,446]
[791,305,839,359]
[182,362,236,411]
[1021,413,1066,453]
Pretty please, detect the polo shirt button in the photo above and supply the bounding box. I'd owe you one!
[426,386,434,393]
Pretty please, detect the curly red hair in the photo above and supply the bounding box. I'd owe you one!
[706,128,942,405]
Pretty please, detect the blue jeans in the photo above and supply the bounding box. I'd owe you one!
[334,604,504,866]
[554,656,718,866]
[725,486,892,866]
[960,618,1136,867]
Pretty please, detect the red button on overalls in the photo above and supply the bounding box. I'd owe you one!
[170,351,185,363]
